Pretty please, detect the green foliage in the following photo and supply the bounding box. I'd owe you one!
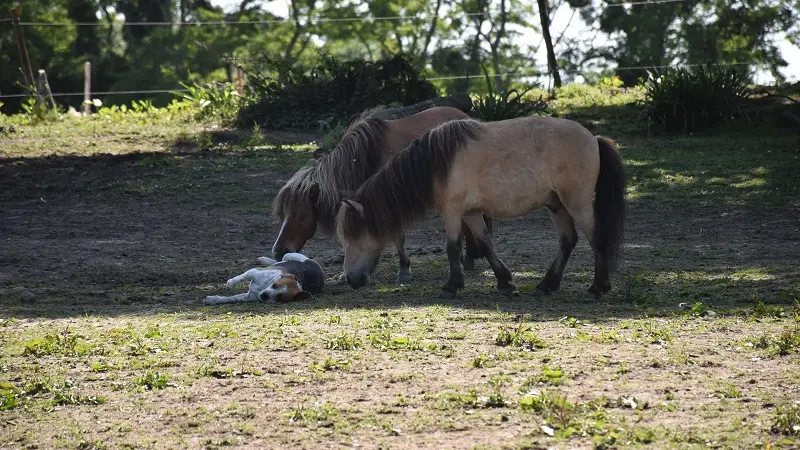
[319,121,349,151]
[134,371,169,390]
[472,66,549,121]
[494,323,547,351]
[0,382,20,411]
[551,80,645,112]
[323,332,362,351]
[286,402,340,429]
[174,81,243,123]
[22,328,91,357]
[236,53,438,130]
[638,65,754,133]
[771,402,800,436]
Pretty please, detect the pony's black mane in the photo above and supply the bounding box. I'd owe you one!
[339,119,484,241]
[272,112,390,233]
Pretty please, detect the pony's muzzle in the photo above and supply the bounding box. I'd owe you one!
[272,244,290,261]
[345,272,370,290]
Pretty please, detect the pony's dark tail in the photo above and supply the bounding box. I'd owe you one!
[593,136,626,275]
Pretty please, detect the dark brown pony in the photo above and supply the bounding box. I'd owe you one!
[336,116,626,298]
[270,106,492,284]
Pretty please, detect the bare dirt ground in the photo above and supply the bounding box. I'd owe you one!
[1,119,799,449]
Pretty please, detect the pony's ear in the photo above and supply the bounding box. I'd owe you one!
[342,199,365,218]
[293,291,313,302]
[308,183,320,204]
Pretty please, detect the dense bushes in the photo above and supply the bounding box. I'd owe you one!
[235,53,438,130]
[638,65,753,133]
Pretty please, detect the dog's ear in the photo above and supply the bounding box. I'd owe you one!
[293,291,313,302]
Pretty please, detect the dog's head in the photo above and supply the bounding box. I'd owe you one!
[258,273,313,303]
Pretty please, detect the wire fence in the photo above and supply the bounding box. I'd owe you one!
[7,1,685,27]
[0,0,762,102]
[0,60,757,100]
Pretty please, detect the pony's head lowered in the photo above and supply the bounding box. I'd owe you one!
[271,116,389,260]
[271,166,320,260]
[335,197,384,289]
[335,118,484,290]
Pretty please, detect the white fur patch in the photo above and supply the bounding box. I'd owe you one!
[282,252,310,263]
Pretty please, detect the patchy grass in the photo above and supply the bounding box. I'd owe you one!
[1,108,799,448]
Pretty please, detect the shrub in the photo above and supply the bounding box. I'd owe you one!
[236,53,438,130]
[638,65,753,133]
[173,81,243,124]
[472,66,549,121]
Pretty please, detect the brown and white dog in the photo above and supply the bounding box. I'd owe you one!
[203,253,324,305]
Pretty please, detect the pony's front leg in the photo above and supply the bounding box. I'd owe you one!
[394,233,413,284]
[438,215,465,299]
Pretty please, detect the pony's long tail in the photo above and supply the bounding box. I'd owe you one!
[593,136,626,275]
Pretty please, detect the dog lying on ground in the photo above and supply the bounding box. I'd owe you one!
[203,253,324,305]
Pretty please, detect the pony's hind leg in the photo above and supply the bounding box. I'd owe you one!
[462,214,515,296]
[534,205,579,296]
[394,233,413,284]
[565,203,611,298]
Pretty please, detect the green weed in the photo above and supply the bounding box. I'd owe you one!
[134,371,169,390]
[495,324,547,351]
[771,402,800,436]
[323,332,362,350]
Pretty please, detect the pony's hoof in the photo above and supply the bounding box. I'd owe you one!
[532,287,550,297]
[438,288,457,299]
[497,284,517,296]
[396,270,413,284]
[462,257,476,271]
[587,285,607,299]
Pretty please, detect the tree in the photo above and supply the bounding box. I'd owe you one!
[537,0,561,89]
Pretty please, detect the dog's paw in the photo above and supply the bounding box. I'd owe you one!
[203,295,221,305]
[257,256,277,266]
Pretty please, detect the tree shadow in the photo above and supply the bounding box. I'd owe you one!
[2,112,798,322]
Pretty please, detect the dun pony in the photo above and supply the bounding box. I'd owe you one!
[336,115,626,298]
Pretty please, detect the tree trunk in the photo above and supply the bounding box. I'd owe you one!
[415,0,443,71]
[536,0,561,90]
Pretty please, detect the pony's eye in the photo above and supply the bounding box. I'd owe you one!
[272,283,278,288]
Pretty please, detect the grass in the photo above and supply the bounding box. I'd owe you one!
[1,85,800,448]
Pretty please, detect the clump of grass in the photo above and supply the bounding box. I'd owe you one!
[495,323,547,351]
[134,371,169,390]
[310,358,351,373]
[519,389,576,432]
[323,332,362,350]
[745,325,800,356]
[471,353,496,369]
[286,402,340,429]
[368,330,434,352]
[22,328,92,357]
[771,402,800,436]
[0,382,20,410]
[2,378,105,409]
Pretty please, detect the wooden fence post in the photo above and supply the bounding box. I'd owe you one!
[36,69,56,110]
[83,61,91,115]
